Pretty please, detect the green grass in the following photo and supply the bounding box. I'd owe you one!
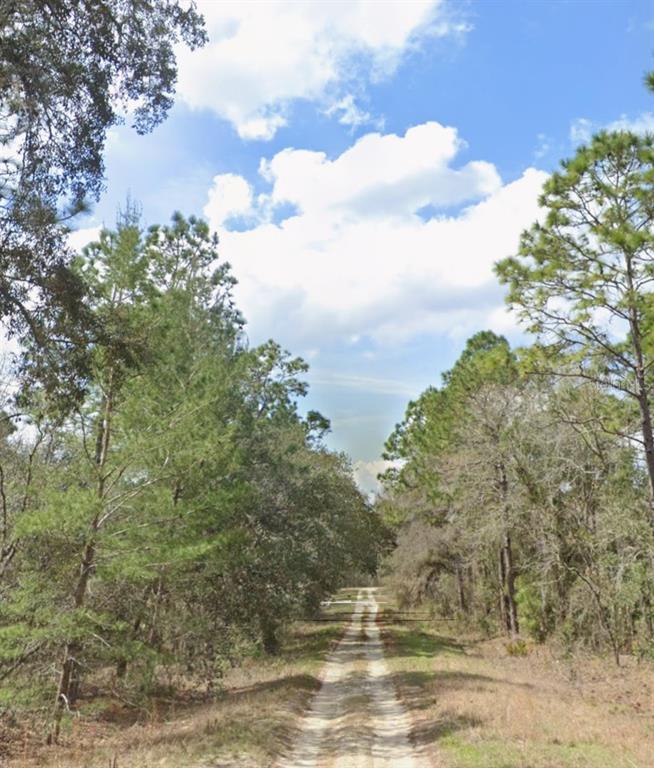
[280,621,343,663]
[389,621,464,658]
[440,736,626,768]
[15,591,650,768]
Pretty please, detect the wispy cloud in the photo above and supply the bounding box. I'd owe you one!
[310,372,418,397]
[534,132,552,159]
[571,112,654,144]
[323,94,384,131]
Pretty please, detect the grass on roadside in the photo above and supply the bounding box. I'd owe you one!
[5,601,350,768]
[381,600,654,768]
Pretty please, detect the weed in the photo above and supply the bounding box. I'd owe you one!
[505,639,529,657]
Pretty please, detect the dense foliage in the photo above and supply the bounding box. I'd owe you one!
[0,1,387,742]
[0,0,206,400]
[3,4,654,748]
[0,211,385,738]
[381,131,654,664]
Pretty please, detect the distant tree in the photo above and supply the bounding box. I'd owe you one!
[381,329,654,656]
[383,332,523,637]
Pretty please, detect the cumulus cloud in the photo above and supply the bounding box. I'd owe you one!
[177,1,469,140]
[256,122,502,218]
[204,173,253,227]
[203,121,547,347]
[353,459,396,497]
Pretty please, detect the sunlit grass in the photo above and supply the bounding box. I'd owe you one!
[439,736,623,768]
[379,589,650,768]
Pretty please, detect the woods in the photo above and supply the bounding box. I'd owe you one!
[3,2,654,764]
[0,209,385,738]
[381,130,654,664]
[0,1,387,745]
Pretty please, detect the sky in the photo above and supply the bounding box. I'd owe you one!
[71,0,654,493]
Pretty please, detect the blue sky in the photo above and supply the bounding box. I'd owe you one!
[73,0,654,491]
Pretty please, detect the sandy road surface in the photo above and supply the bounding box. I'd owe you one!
[277,588,430,768]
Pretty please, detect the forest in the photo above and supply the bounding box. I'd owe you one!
[0,208,385,742]
[3,0,654,764]
[381,130,654,665]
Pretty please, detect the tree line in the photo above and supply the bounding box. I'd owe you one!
[380,129,654,664]
[380,131,654,663]
[0,208,384,739]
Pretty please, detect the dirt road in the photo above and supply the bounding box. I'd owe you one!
[277,588,430,768]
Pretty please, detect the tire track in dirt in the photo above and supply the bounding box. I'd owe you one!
[277,588,430,768]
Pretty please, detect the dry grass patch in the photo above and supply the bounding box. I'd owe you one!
[381,613,654,768]
[3,620,345,768]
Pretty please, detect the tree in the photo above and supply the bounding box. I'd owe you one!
[496,131,654,525]
[382,329,654,659]
[0,0,206,373]
[382,332,523,637]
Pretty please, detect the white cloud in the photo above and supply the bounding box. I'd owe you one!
[177,1,469,140]
[571,112,654,144]
[68,226,101,252]
[204,121,547,348]
[534,132,551,160]
[324,94,381,130]
[353,458,396,497]
[204,173,253,227]
[608,112,654,134]
[238,114,287,142]
[570,118,593,144]
[257,122,501,218]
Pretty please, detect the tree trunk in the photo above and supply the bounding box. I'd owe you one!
[643,592,654,640]
[261,618,280,655]
[116,614,143,679]
[502,531,519,638]
[455,562,467,613]
[115,658,127,679]
[51,370,114,742]
[625,256,654,528]
[637,390,654,526]
[498,549,507,632]
[497,460,519,637]
[51,539,96,740]
[147,575,165,647]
